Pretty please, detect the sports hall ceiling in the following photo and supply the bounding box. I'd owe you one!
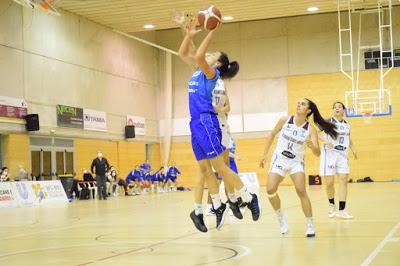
[55,0,399,33]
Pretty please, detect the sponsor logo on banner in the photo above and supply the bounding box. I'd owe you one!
[127,115,145,135]
[57,105,84,129]
[1,181,68,208]
[32,183,48,203]
[0,182,18,207]
[84,109,107,132]
[13,182,36,206]
[0,95,28,119]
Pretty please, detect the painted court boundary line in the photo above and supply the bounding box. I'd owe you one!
[360,222,400,266]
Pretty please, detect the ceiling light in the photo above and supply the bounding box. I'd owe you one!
[143,24,155,29]
[223,16,234,21]
[307,6,319,12]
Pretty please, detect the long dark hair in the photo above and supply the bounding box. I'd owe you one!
[218,52,239,79]
[305,98,338,139]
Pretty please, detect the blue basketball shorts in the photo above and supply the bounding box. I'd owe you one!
[190,114,225,161]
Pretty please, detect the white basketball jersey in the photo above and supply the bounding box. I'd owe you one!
[324,117,350,153]
[274,116,310,161]
[212,78,227,124]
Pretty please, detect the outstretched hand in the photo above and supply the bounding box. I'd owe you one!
[185,18,201,37]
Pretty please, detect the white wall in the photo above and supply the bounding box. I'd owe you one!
[0,1,160,141]
[155,8,400,136]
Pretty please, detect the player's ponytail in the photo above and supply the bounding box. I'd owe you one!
[218,52,239,79]
[305,98,338,139]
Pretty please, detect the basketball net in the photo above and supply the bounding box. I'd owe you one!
[362,111,373,124]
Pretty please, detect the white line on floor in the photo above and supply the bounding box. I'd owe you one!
[360,222,400,266]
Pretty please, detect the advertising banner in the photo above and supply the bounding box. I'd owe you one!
[0,96,28,118]
[84,109,107,132]
[57,105,84,128]
[126,115,145,135]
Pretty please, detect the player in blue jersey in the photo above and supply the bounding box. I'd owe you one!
[166,161,181,191]
[126,165,144,195]
[140,160,151,174]
[178,20,260,233]
[156,167,167,192]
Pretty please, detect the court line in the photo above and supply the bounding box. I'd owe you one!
[360,222,400,266]
[76,200,311,265]
[76,231,200,266]
[0,243,154,259]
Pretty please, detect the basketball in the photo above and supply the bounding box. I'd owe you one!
[197,5,222,30]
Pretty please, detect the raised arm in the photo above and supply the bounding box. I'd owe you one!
[259,116,288,168]
[178,20,200,66]
[195,29,218,80]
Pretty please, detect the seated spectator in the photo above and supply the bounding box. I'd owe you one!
[0,167,10,182]
[18,165,28,180]
[83,169,95,181]
[106,166,118,196]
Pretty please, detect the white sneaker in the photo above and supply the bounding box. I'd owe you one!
[328,204,336,218]
[205,207,215,216]
[277,212,289,234]
[305,223,316,237]
[335,210,354,219]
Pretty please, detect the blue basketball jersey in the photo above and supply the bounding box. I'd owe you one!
[188,68,220,119]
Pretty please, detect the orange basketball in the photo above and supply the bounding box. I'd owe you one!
[198,5,222,30]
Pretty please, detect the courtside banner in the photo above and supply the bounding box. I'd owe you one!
[35,181,68,204]
[0,182,18,208]
[0,95,28,118]
[127,115,145,135]
[84,109,107,132]
[12,181,37,207]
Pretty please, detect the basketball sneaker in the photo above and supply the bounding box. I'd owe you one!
[277,212,289,234]
[213,203,229,230]
[190,211,208,233]
[335,210,354,219]
[328,204,336,218]
[227,200,243,220]
[305,223,316,237]
[247,193,261,221]
[205,204,215,216]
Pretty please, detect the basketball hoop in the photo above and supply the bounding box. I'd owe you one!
[12,0,60,16]
[362,111,373,124]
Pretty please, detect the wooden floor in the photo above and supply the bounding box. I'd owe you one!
[0,183,399,266]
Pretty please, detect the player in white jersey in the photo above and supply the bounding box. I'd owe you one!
[320,102,358,219]
[260,99,338,237]
[210,78,243,215]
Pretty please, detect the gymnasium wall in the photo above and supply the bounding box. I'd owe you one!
[75,139,148,180]
[1,134,29,178]
[167,67,400,187]
[155,7,400,136]
[154,8,400,186]
[0,0,160,141]
[288,68,400,183]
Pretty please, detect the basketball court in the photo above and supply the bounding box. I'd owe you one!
[0,0,399,265]
[0,184,399,265]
